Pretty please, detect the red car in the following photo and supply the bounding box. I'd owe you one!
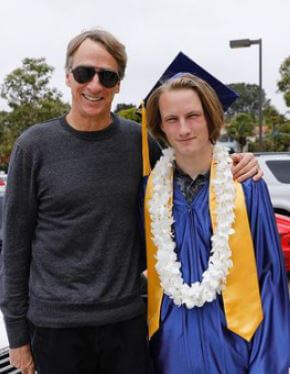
[275,214,290,272]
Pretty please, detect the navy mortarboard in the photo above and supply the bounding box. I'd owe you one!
[144,51,238,111]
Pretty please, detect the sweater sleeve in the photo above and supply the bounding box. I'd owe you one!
[0,142,38,348]
[242,179,290,373]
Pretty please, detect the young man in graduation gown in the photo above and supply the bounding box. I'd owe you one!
[142,70,290,373]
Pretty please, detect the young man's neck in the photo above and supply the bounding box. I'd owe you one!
[175,146,213,179]
[66,110,112,132]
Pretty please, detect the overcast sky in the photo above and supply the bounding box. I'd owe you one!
[0,0,289,117]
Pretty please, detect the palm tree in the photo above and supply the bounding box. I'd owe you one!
[226,113,255,152]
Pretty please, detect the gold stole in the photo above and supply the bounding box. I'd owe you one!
[144,161,263,342]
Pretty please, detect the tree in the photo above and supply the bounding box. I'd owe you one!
[1,98,70,138]
[0,57,70,170]
[226,113,255,152]
[116,105,141,123]
[114,103,136,113]
[248,119,290,152]
[263,105,286,134]
[271,121,290,151]
[264,105,286,125]
[1,57,63,109]
[226,83,270,119]
[277,56,290,107]
[258,105,290,152]
[0,111,7,137]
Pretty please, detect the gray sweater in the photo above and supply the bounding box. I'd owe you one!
[0,114,160,348]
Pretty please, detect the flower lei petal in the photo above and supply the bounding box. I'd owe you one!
[148,144,236,309]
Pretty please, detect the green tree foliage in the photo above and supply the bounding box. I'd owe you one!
[277,56,290,107]
[248,117,290,152]
[114,103,136,113]
[0,111,9,168]
[0,57,70,169]
[116,105,141,123]
[1,57,62,108]
[264,121,290,152]
[258,105,290,151]
[0,111,7,136]
[263,105,286,132]
[226,83,270,119]
[226,113,255,152]
[2,98,70,140]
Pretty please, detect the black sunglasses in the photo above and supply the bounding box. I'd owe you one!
[71,66,120,88]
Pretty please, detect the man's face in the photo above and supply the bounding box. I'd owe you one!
[66,39,120,123]
[159,88,211,159]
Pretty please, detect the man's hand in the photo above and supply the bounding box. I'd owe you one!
[9,344,35,374]
[230,153,263,182]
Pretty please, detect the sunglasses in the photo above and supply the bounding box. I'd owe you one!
[71,66,120,88]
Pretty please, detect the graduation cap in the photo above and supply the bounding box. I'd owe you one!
[141,51,238,176]
[144,51,238,111]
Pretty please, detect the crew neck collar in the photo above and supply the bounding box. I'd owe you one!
[60,113,120,141]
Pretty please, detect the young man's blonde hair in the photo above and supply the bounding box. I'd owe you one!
[146,73,224,145]
[65,28,127,79]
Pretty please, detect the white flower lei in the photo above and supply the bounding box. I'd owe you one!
[148,144,236,308]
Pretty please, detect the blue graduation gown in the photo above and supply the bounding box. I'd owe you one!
[146,178,290,374]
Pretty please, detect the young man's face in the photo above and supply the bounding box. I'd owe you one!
[66,38,120,124]
[159,88,211,159]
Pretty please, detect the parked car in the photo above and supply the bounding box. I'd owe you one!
[254,153,290,272]
[275,214,290,272]
[255,152,290,216]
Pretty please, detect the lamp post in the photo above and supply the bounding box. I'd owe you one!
[229,38,263,151]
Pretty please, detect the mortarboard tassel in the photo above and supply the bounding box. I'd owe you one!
[141,102,151,177]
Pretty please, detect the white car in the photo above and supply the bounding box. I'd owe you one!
[255,152,290,215]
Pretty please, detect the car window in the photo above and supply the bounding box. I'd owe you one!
[266,160,290,184]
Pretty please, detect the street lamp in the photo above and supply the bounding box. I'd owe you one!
[229,38,263,151]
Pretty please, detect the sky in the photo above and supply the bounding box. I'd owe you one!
[0,0,289,118]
